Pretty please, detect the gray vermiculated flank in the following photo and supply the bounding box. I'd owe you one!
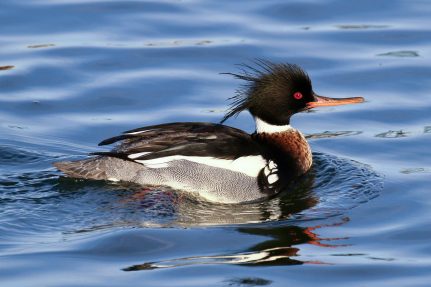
[54,157,266,203]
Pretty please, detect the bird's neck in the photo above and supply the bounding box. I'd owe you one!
[254,117,312,176]
[255,117,293,134]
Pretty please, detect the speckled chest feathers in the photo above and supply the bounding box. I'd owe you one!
[253,129,312,177]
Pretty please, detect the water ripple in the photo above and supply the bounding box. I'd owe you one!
[0,0,429,284]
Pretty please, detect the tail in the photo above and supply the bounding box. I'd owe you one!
[53,157,109,180]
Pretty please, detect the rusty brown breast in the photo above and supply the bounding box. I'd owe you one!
[254,129,312,177]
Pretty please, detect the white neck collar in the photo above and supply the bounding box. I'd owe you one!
[255,117,293,134]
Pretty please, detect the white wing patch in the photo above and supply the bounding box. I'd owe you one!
[135,155,267,177]
[125,129,155,135]
[128,151,152,159]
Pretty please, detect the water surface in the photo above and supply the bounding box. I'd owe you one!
[1,0,431,286]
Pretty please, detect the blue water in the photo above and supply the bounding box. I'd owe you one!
[1,0,431,286]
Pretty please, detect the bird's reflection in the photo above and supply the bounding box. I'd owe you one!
[123,217,350,271]
[121,171,349,271]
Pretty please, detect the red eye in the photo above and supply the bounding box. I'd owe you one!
[293,92,303,100]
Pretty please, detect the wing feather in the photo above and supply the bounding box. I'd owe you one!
[95,122,266,162]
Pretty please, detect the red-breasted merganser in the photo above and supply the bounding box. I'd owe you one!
[54,61,363,203]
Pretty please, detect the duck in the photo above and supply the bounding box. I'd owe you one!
[54,61,363,203]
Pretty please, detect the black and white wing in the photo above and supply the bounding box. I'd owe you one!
[94,122,272,177]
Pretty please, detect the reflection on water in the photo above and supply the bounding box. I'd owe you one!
[372,127,431,138]
[223,277,272,287]
[305,130,362,139]
[0,65,14,71]
[377,51,420,57]
[144,39,238,47]
[400,167,431,174]
[27,44,55,49]
[123,218,349,271]
[335,24,390,29]
[375,130,409,138]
